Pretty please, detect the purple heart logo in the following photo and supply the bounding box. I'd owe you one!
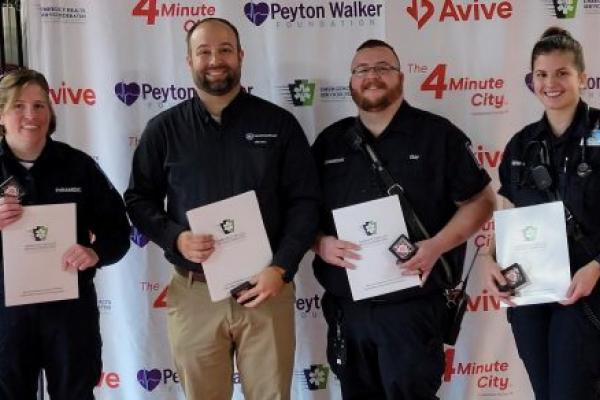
[137,369,162,391]
[115,81,141,106]
[244,1,269,26]
[130,226,150,248]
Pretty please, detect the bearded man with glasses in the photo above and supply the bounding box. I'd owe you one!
[311,39,495,399]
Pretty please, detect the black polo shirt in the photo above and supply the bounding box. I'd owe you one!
[312,100,491,300]
[498,101,600,275]
[125,90,320,279]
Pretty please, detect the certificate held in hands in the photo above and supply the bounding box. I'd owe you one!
[186,191,272,302]
[333,196,421,301]
[3,203,78,307]
[495,201,571,306]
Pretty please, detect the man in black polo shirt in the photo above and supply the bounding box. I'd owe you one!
[312,39,495,399]
[124,18,319,400]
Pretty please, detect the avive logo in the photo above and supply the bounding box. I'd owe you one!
[49,83,96,106]
[406,0,513,29]
[443,348,510,391]
[406,0,435,29]
[96,371,120,389]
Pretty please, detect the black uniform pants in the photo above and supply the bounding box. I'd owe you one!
[322,292,446,400]
[509,302,600,400]
[0,282,101,400]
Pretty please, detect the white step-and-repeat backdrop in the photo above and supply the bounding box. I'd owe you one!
[24,1,600,399]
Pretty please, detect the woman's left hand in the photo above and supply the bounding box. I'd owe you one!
[62,244,99,272]
[560,260,600,305]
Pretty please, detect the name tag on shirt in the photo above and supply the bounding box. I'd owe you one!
[324,158,345,165]
[586,129,600,146]
[245,132,278,147]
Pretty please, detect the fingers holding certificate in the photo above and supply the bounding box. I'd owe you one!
[494,202,572,306]
[313,235,361,269]
[0,194,23,229]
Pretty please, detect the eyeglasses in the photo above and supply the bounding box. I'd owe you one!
[351,64,400,77]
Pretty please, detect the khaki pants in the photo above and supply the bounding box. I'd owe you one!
[166,271,295,400]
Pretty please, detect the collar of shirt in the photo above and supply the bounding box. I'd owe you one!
[528,100,589,144]
[359,100,414,144]
[0,137,67,169]
[193,89,250,126]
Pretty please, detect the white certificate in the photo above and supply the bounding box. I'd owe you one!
[3,203,78,306]
[495,201,571,306]
[333,196,421,300]
[186,191,272,302]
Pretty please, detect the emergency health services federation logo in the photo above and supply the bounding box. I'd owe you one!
[32,226,48,241]
[279,80,316,106]
[362,221,377,236]
[303,364,329,390]
[220,219,235,234]
[522,226,538,242]
[543,0,578,18]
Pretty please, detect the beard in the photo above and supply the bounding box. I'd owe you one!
[350,78,403,112]
[192,65,241,96]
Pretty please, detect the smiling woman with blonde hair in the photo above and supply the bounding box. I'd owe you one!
[0,68,130,400]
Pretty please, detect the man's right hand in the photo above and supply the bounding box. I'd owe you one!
[176,231,215,263]
[0,196,23,230]
[481,255,515,306]
[313,235,360,269]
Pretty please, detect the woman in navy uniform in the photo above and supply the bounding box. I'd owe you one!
[484,28,600,400]
[0,69,130,399]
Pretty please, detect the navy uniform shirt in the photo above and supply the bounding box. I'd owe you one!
[0,138,131,294]
[125,90,320,280]
[312,101,491,300]
[498,101,600,306]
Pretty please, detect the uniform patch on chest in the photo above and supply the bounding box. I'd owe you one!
[245,132,278,146]
[55,187,82,193]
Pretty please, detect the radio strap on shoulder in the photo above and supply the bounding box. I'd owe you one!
[347,121,455,289]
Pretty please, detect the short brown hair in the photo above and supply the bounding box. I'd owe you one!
[186,18,242,54]
[0,68,56,135]
[356,39,400,65]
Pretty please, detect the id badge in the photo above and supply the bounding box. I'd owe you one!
[499,263,528,292]
[0,176,25,199]
[389,234,417,262]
